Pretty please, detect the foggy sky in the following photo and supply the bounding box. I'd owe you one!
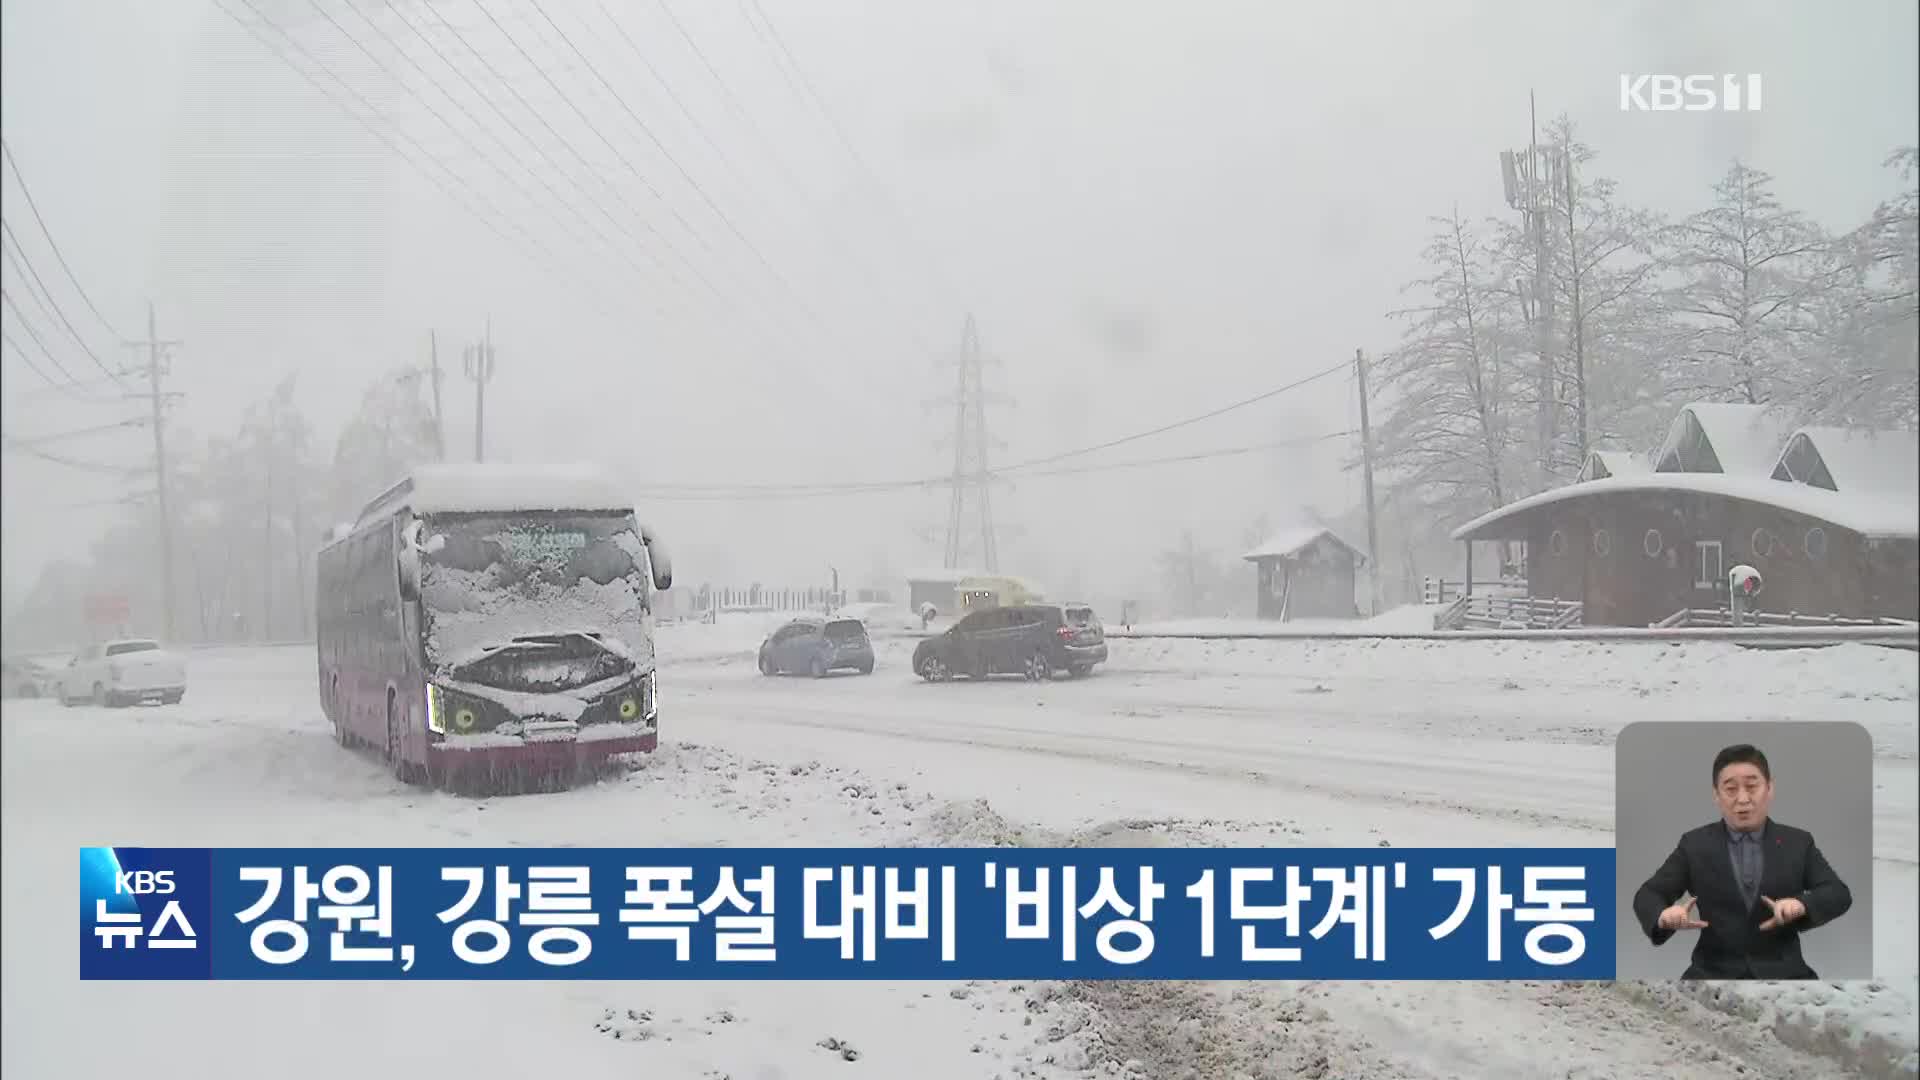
[4,0,1916,610]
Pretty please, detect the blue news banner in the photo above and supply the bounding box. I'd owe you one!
[80,846,1616,981]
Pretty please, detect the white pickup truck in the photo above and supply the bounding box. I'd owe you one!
[58,639,188,707]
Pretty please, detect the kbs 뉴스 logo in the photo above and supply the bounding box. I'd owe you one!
[79,847,212,979]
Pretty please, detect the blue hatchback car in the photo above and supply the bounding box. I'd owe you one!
[757,616,875,677]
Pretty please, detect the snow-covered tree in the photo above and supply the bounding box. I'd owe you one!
[1660,161,1848,407]
[1536,119,1673,462]
[1371,209,1528,531]
[1154,531,1236,618]
[1799,147,1918,428]
[331,367,440,523]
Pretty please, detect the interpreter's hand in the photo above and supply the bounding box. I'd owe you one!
[1758,895,1806,931]
[1658,895,1709,931]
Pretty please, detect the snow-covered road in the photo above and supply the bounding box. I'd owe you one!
[5,628,1916,1079]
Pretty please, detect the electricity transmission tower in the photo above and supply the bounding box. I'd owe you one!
[931,313,1008,572]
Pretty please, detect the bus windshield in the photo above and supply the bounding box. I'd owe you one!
[417,510,653,687]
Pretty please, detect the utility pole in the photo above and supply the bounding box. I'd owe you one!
[1528,91,1555,479]
[262,391,276,642]
[1562,146,1588,462]
[122,302,181,642]
[429,331,446,462]
[1354,348,1381,616]
[463,320,496,463]
[1501,91,1559,484]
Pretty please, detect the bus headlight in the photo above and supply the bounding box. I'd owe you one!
[592,672,655,725]
[427,685,502,735]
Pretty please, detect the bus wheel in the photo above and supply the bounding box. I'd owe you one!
[330,677,349,746]
[386,696,411,784]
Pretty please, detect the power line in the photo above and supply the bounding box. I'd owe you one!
[368,0,669,316]
[464,0,731,304]
[738,0,961,302]
[613,0,940,358]
[525,0,856,352]
[995,359,1353,474]
[0,137,125,343]
[417,0,841,370]
[315,0,676,322]
[1016,430,1355,480]
[213,0,629,324]
[0,325,113,405]
[1,287,96,393]
[1,415,149,447]
[630,364,1354,496]
[0,435,151,475]
[445,0,899,422]
[0,218,120,383]
[629,430,1356,501]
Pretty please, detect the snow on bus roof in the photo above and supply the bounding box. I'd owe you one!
[374,463,634,518]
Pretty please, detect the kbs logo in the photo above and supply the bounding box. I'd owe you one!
[1619,74,1762,112]
[116,869,176,895]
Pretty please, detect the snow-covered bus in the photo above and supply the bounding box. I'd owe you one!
[315,463,673,785]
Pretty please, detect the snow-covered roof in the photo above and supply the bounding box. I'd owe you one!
[1579,449,1650,482]
[1773,427,1920,496]
[955,574,1048,596]
[1451,471,1920,542]
[1242,526,1365,563]
[364,463,633,521]
[1654,402,1797,476]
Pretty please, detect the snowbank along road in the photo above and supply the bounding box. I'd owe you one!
[5,624,1916,1080]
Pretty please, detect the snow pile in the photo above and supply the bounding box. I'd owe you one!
[1126,637,1919,710]
[1620,979,1920,1080]
[1116,603,1448,637]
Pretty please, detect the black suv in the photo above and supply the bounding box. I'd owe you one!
[912,603,1108,682]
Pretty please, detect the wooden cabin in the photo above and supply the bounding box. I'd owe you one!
[1241,527,1365,621]
[1451,405,1919,627]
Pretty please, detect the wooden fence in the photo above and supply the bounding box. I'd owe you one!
[1434,593,1584,630]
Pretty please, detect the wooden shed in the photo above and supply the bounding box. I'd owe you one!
[1241,527,1365,621]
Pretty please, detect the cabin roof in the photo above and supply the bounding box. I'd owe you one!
[1654,402,1798,476]
[1451,470,1920,542]
[1773,426,1920,495]
[1579,449,1651,482]
[1242,526,1366,563]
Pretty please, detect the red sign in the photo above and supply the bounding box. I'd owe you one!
[84,593,130,625]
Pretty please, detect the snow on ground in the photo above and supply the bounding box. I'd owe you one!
[5,631,1916,1079]
[1113,602,1451,637]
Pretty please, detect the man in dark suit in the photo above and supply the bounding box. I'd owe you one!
[1631,743,1853,979]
